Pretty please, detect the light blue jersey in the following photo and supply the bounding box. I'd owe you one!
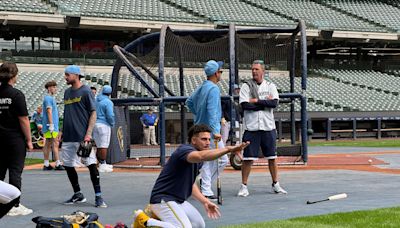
[186,80,222,135]
[42,95,59,133]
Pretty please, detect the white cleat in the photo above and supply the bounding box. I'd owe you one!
[237,184,249,197]
[7,204,33,216]
[272,182,287,194]
[99,163,113,173]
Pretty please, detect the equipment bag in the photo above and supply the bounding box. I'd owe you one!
[32,211,103,228]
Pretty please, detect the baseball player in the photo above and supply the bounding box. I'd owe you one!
[93,85,115,173]
[186,60,227,200]
[132,124,249,228]
[237,60,287,197]
[42,81,64,170]
[60,65,107,208]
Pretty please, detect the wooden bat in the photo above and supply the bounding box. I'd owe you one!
[307,193,347,204]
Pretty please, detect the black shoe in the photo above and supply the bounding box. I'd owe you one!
[205,195,218,202]
[95,196,107,208]
[55,165,65,171]
[43,165,54,171]
[63,192,86,205]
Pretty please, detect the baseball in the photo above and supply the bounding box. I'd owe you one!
[368,159,372,163]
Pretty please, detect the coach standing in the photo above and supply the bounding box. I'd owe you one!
[237,60,287,197]
[0,61,33,216]
[186,60,227,200]
[60,65,107,208]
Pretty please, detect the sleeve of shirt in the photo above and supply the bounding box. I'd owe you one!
[185,93,195,114]
[270,83,279,100]
[239,83,250,104]
[85,91,96,112]
[106,101,115,127]
[179,145,196,163]
[43,96,52,110]
[207,87,221,134]
[14,91,28,117]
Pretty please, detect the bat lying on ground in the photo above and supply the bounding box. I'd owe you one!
[306,193,347,204]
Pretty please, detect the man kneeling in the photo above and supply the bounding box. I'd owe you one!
[133,124,249,228]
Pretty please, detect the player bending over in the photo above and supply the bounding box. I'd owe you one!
[133,124,249,228]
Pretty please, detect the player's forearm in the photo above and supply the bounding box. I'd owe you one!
[256,99,278,108]
[198,147,230,162]
[192,184,208,204]
[86,111,96,136]
[241,102,264,111]
[47,108,53,124]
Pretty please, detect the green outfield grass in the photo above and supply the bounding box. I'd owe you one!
[308,139,400,147]
[25,158,43,166]
[223,206,400,228]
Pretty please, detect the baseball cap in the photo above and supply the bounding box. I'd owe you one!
[204,60,223,77]
[65,65,84,78]
[102,85,112,95]
[234,84,239,89]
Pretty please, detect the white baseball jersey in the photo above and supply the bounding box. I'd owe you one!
[239,80,279,131]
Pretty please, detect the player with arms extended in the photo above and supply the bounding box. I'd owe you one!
[132,124,249,228]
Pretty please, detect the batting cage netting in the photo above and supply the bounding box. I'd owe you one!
[110,21,308,168]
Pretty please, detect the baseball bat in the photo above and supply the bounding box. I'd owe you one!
[306,193,347,204]
[215,140,222,205]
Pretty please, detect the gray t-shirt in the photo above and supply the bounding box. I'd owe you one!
[62,85,96,142]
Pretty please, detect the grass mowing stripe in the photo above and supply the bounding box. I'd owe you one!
[222,207,400,228]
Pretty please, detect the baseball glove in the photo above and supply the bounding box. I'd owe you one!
[77,139,96,157]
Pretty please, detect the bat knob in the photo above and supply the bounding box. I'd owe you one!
[306,201,311,204]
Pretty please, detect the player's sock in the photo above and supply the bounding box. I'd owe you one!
[88,164,101,194]
[44,160,49,167]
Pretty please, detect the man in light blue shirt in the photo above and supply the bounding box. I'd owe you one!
[186,60,228,200]
[93,85,115,172]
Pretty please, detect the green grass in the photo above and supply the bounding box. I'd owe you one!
[222,207,400,228]
[276,139,400,148]
[25,158,43,166]
[307,139,400,147]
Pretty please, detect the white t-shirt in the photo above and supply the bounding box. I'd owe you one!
[239,80,279,131]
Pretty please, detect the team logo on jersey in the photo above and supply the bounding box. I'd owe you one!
[64,96,82,105]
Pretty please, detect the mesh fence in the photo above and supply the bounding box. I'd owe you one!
[114,26,304,166]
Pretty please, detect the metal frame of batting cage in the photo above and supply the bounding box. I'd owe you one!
[110,21,308,166]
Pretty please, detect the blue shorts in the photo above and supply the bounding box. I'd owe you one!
[242,130,277,160]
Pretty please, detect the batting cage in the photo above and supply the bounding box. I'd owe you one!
[109,21,308,167]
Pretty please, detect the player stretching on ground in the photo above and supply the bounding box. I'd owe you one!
[133,124,249,228]
[237,60,287,197]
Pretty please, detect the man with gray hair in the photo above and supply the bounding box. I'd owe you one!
[237,60,287,197]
